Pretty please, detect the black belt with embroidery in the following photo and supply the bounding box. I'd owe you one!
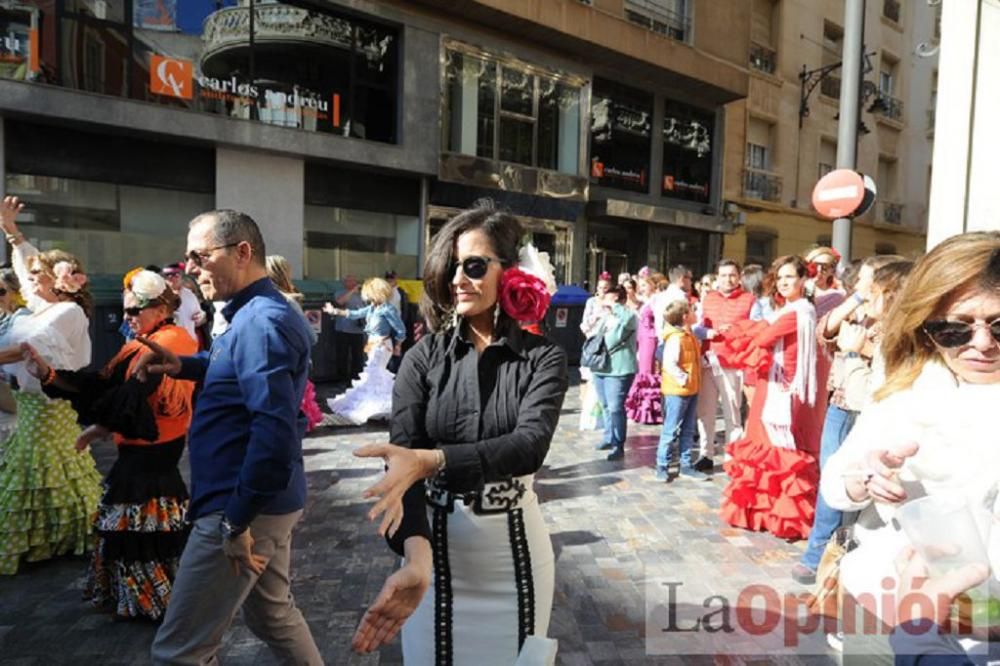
[425,477,529,515]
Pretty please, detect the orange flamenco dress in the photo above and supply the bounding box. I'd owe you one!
[713,305,828,540]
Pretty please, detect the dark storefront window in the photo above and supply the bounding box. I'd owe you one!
[3,120,215,275]
[661,100,714,203]
[304,164,421,280]
[443,44,582,175]
[2,0,400,142]
[589,78,652,193]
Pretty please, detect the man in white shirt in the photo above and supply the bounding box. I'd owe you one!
[162,263,206,343]
[652,265,693,338]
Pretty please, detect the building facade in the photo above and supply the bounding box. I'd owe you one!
[722,0,938,266]
[0,0,751,289]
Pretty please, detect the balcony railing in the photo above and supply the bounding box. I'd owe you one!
[743,168,782,203]
[749,42,777,75]
[875,94,904,122]
[624,0,690,42]
[821,75,841,99]
[879,201,903,225]
[883,0,901,23]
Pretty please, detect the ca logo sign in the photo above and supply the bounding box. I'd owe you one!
[150,55,193,100]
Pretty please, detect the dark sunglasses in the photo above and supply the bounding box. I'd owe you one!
[449,256,501,280]
[0,288,6,297]
[923,319,1000,348]
[185,242,240,268]
[124,305,154,317]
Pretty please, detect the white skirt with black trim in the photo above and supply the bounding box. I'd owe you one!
[401,475,556,665]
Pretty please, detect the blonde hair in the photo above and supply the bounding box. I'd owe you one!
[361,277,393,305]
[266,255,303,303]
[27,250,93,317]
[663,299,691,327]
[875,231,1000,402]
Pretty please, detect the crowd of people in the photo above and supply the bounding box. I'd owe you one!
[0,189,998,664]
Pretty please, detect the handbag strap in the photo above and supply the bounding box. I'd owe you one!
[605,327,635,355]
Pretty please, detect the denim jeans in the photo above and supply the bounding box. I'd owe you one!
[800,404,859,571]
[592,373,635,450]
[657,394,699,470]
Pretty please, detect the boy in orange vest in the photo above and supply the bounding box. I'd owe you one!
[655,300,703,481]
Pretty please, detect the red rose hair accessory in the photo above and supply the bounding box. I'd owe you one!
[598,271,612,282]
[500,268,551,323]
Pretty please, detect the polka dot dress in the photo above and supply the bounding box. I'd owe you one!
[0,392,102,575]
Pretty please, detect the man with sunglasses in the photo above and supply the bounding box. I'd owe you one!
[161,262,206,345]
[142,210,321,666]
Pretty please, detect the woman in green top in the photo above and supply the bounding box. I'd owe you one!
[592,285,639,460]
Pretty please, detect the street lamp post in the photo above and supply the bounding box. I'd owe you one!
[833,0,867,264]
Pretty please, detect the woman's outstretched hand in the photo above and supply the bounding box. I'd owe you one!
[354,443,439,538]
[352,538,432,654]
[20,343,49,380]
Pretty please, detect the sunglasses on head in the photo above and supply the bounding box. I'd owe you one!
[449,256,500,280]
[923,319,1000,348]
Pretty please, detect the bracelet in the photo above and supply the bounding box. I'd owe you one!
[42,366,56,386]
[435,448,447,473]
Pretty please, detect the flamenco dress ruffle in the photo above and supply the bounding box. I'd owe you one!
[721,435,818,540]
[624,373,663,424]
[0,393,102,575]
[85,439,189,620]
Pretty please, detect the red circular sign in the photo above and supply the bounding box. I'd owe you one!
[812,169,866,219]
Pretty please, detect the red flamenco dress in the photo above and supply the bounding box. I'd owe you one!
[714,300,827,540]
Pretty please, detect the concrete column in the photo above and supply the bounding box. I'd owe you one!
[927,0,1000,247]
[215,147,305,277]
[558,89,580,175]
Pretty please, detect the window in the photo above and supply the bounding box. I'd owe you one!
[823,21,843,66]
[590,78,653,193]
[875,242,897,255]
[882,0,900,24]
[661,100,715,203]
[304,163,420,280]
[879,59,896,97]
[746,117,773,170]
[745,229,776,266]
[818,138,836,180]
[9,0,401,142]
[877,156,898,200]
[624,0,689,42]
[443,46,582,174]
[749,0,778,73]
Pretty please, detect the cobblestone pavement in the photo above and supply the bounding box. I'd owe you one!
[0,377,839,665]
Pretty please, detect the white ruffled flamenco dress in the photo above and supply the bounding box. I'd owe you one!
[325,340,395,426]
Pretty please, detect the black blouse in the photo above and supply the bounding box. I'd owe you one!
[387,321,569,554]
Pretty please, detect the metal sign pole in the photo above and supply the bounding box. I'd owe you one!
[833,0,866,264]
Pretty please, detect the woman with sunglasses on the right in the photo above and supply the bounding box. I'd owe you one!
[820,231,1000,663]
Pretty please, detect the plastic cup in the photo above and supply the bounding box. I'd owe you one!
[895,495,990,578]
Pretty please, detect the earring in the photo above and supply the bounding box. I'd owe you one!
[449,307,460,331]
[493,304,501,328]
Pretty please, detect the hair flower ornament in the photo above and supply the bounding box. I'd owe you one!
[53,261,88,294]
[499,243,557,323]
[128,270,168,306]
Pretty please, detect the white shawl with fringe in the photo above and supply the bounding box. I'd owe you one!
[760,298,817,449]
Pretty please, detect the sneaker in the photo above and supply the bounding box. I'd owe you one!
[606,448,624,461]
[692,456,714,473]
[790,562,817,585]
[653,468,668,482]
[595,441,615,451]
[826,631,844,653]
[680,467,708,480]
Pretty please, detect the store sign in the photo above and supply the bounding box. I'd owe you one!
[663,174,708,198]
[554,307,568,328]
[592,159,645,186]
[150,53,342,126]
[150,55,193,99]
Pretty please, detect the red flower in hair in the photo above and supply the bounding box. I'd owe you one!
[499,268,551,323]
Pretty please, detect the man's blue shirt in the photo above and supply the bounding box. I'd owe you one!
[180,277,312,526]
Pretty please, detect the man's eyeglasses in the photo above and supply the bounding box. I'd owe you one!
[185,243,240,268]
[449,256,500,280]
[923,319,1000,348]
